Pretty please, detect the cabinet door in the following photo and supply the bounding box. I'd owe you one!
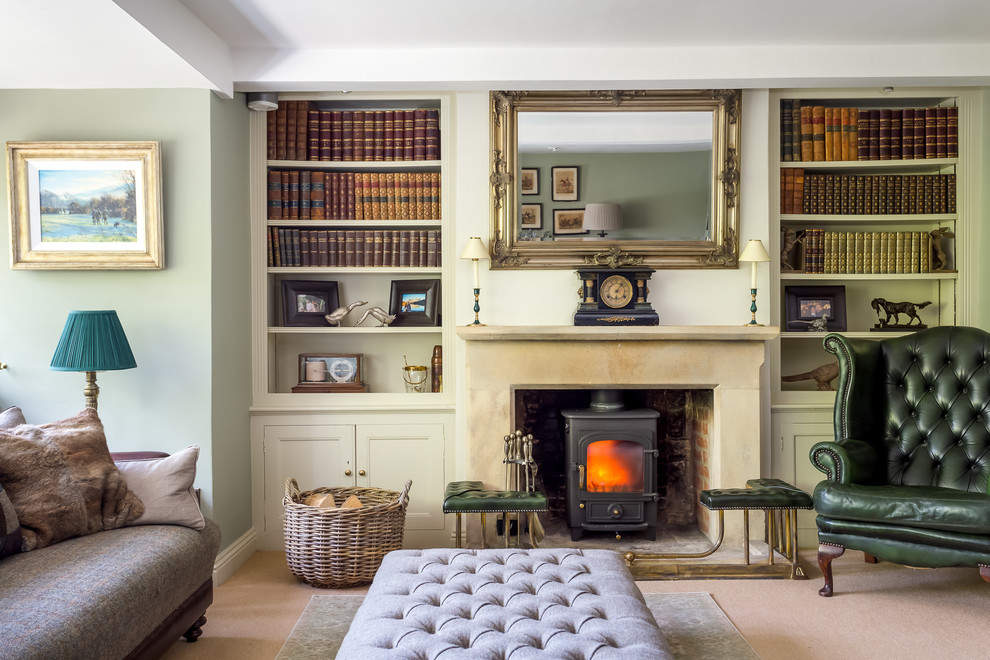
[356,423,444,530]
[262,424,356,536]
[770,410,834,548]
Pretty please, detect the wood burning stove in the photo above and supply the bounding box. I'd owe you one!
[563,390,660,541]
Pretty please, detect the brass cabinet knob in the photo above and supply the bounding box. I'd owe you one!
[358,469,366,476]
[579,503,585,509]
[344,469,352,476]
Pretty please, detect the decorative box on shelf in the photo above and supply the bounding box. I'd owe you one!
[291,353,367,393]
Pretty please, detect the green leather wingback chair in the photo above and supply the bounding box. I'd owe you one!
[809,326,990,597]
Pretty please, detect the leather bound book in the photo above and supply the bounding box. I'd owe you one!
[344,230,356,267]
[900,108,915,159]
[419,229,429,266]
[947,173,956,213]
[287,170,300,220]
[912,109,926,158]
[857,110,870,160]
[373,230,384,267]
[308,109,321,161]
[363,230,374,266]
[432,173,441,219]
[781,99,793,161]
[416,173,427,219]
[267,227,275,267]
[425,109,440,161]
[866,109,879,160]
[409,231,420,268]
[799,104,813,161]
[839,107,850,161]
[366,112,379,161]
[946,107,958,158]
[301,102,314,160]
[354,231,366,268]
[268,169,282,220]
[781,168,792,214]
[290,228,301,267]
[924,108,937,158]
[824,174,835,215]
[274,228,285,267]
[319,110,332,161]
[791,101,802,162]
[393,112,405,161]
[310,172,325,220]
[793,168,804,215]
[889,109,902,160]
[326,230,338,267]
[382,230,394,267]
[413,109,428,161]
[399,172,410,219]
[331,111,344,161]
[403,110,415,161]
[427,230,439,267]
[352,110,365,161]
[399,230,411,267]
[267,110,277,160]
[299,230,311,267]
[346,173,356,220]
[333,172,345,220]
[935,107,948,158]
[300,170,312,220]
[372,110,385,161]
[369,172,381,220]
[383,110,395,161]
[341,111,354,161]
[362,172,373,220]
[284,101,297,160]
[823,107,835,161]
[275,103,289,160]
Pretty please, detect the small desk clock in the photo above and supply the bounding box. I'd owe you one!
[573,268,659,326]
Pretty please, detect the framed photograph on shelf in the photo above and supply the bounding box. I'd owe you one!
[520,203,542,229]
[281,279,339,326]
[785,285,847,332]
[551,166,579,201]
[7,141,164,269]
[292,353,366,393]
[520,168,539,195]
[553,208,587,236]
[389,279,440,326]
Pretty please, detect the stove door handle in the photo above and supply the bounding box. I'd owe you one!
[578,464,585,489]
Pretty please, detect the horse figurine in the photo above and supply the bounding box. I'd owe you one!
[871,298,931,328]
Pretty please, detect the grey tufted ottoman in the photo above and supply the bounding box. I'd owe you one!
[335,547,672,659]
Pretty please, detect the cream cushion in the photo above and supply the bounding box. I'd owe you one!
[115,446,205,530]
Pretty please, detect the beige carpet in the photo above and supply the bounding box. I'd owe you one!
[162,550,990,660]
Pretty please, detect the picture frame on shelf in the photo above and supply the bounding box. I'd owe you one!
[7,141,164,269]
[520,203,542,229]
[553,208,587,236]
[785,285,847,332]
[281,279,339,326]
[551,166,579,201]
[292,353,366,393]
[388,279,440,326]
[520,168,539,195]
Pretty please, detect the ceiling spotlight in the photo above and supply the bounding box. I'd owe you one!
[881,86,894,94]
[246,92,278,112]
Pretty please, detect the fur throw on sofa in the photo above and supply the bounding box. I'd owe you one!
[0,408,144,551]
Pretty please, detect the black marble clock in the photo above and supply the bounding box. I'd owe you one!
[573,268,659,326]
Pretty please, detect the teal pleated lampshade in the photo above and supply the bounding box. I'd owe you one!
[50,310,137,372]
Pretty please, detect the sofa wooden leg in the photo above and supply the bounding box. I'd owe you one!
[864,552,879,564]
[818,544,845,597]
[980,565,990,584]
[182,615,207,642]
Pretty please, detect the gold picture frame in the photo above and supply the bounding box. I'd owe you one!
[7,141,164,269]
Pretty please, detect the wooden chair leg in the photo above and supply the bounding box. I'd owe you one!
[818,544,845,597]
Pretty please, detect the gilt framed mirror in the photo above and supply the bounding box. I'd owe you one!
[489,90,741,270]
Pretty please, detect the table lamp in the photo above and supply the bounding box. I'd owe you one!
[738,239,771,326]
[51,310,136,411]
[460,237,490,326]
[583,203,623,239]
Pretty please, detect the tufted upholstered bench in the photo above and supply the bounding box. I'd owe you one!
[334,548,672,659]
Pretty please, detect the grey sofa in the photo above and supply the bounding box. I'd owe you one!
[0,489,220,660]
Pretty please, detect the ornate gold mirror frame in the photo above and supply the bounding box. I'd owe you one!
[489,89,741,270]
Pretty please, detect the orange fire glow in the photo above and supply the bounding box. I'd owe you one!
[586,440,644,493]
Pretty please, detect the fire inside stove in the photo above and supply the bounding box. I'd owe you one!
[586,440,644,493]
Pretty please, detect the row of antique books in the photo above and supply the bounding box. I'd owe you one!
[798,228,932,274]
[267,101,440,162]
[268,228,441,268]
[268,170,440,221]
[780,169,955,215]
[780,100,958,162]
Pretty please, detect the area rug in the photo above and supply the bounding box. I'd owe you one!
[276,592,760,659]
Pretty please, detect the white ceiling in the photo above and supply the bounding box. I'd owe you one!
[3,0,990,96]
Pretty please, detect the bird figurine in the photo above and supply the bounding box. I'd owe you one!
[324,300,367,327]
[790,312,830,332]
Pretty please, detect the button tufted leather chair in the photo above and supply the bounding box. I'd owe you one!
[809,326,990,596]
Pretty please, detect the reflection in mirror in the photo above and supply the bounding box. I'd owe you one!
[490,90,741,270]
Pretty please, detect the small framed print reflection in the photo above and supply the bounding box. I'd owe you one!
[551,166,579,201]
[520,203,542,229]
[553,208,587,236]
[520,168,539,195]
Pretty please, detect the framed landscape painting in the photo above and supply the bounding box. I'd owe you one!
[6,141,164,269]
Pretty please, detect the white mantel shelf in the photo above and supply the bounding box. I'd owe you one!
[457,325,780,342]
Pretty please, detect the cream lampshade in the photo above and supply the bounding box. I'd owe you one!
[583,203,623,239]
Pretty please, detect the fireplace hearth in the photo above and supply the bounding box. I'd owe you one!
[564,390,659,541]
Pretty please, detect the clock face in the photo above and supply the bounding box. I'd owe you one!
[328,359,356,383]
[600,274,634,309]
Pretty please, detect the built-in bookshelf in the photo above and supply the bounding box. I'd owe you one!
[250,94,453,405]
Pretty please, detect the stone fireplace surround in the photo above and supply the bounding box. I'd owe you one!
[457,325,779,546]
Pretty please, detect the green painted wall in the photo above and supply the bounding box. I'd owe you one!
[0,89,251,552]
[519,150,711,240]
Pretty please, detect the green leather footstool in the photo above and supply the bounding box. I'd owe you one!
[443,481,548,549]
[700,480,813,578]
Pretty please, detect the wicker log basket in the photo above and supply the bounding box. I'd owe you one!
[283,478,412,588]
